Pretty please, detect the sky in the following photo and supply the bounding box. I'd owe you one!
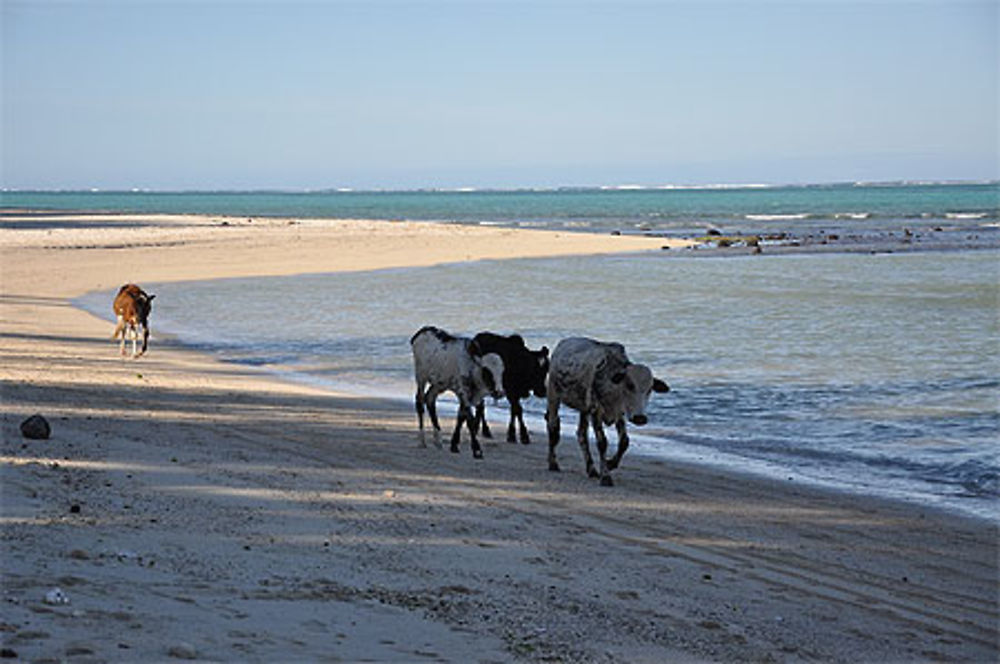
[1,0,997,190]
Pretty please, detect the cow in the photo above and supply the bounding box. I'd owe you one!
[112,284,155,358]
[471,332,548,445]
[410,326,505,459]
[545,337,670,486]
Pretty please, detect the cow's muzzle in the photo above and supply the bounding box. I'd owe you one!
[630,414,648,426]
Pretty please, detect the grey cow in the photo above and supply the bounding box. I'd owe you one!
[545,337,670,486]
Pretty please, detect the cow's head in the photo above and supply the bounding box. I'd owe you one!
[530,346,550,398]
[479,352,506,400]
[139,294,155,320]
[611,363,670,426]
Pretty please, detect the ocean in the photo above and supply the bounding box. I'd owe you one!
[12,183,998,520]
[3,181,999,242]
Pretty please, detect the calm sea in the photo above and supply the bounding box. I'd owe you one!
[32,183,998,519]
[4,181,999,241]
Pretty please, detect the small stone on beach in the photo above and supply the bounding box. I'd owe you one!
[168,642,197,659]
[43,588,69,605]
[20,414,51,440]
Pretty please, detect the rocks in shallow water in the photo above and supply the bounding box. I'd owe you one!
[20,414,51,439]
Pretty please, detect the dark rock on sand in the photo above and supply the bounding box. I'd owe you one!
[20,414,51,439]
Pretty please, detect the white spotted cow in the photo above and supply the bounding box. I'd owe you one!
[411,326,505,459]
[545,337,670,486]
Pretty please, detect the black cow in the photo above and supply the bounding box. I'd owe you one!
[472,332,549,445]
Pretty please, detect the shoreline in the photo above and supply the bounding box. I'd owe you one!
[3,213,997,662]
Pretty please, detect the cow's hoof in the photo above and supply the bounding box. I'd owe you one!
[600,475,615,487]
[607,458,620,471]
[450,445,460,454]
[548,462,561,472]
[587,467,600,479]
[473,449,484,460]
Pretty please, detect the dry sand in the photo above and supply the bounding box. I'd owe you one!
[2,213,997,663]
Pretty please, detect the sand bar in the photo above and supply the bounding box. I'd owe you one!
[2,213,997,662]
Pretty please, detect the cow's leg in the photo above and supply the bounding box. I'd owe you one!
[139,323,149,356]
[508,399,530,445]
[464,403,484,459]
[449,409,465,454]
[506,398,519,443]
[414,382,427,447]
[546,398,561,472]
[591,414,613,486]
[577,412,598,479]
[607,419,630,471]
[476,402,493,439]
[114,317,127,356]
[451,401,483,457]
[425,386,444,448]
[130,324,139,358]
[516,402,531,445]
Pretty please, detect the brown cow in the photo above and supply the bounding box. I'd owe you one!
[112,284,155,358]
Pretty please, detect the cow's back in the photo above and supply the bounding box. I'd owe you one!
[473,332,545,398]
[113,284,150,320]
[549,338,623,411]
[113,288,137,319]
[411,327,472,390]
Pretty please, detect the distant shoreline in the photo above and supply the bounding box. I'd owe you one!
[4,178,998,195]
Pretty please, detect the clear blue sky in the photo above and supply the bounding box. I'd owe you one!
[2,0,996,190]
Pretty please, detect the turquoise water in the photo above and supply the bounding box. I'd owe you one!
[5,182,998,239]
[76,249,1000,520]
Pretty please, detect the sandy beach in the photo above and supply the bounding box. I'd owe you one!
[2,213,997,663]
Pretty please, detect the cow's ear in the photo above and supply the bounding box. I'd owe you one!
[611,371,627,384]
[541,346,549,357]
[653,378,670,393]
[148,294,156,301]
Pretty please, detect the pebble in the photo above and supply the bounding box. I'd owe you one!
[20,414,51,440]
[43,588,69,605]
[168,642,197,659]
[65,643,95,656]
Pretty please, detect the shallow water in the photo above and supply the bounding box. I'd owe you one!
[77,249,1000,520]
